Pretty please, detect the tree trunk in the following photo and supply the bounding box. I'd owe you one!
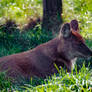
[42,0,62,34]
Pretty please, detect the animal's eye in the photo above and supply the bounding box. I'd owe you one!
[79,41,83,46]
[79,41,82,44]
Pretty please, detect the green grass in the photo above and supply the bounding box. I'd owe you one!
[29,64,92,92]
[0,64,91,92]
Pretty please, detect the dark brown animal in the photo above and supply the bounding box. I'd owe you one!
[0,20,92,82]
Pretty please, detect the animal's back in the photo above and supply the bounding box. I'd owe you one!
[0,51,35,79]
[0,38,58,80]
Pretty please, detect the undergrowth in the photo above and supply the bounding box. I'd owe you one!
[0,24,53,57]
[0,64,91,92]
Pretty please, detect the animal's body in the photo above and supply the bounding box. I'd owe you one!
[0,20,92,81]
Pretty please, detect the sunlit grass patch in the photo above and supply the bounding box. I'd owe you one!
[22,64,92,92]
[0,63,91,92]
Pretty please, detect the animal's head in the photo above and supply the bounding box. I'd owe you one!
[58,20,92,60]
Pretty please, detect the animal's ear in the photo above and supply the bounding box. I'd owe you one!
[70,19,79,32]
[61,23,71,38]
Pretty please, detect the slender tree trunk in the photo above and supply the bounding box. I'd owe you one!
[42,0,62,34]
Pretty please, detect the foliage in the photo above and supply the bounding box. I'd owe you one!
[0,24,52,57]
[0,0,42,25]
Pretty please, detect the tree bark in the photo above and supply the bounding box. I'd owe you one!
[42,0,62,34]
